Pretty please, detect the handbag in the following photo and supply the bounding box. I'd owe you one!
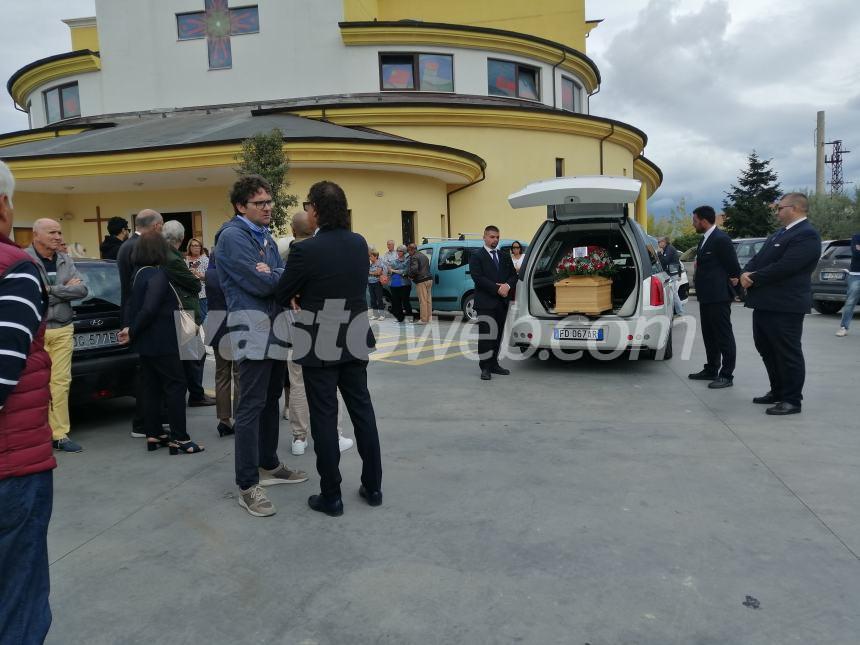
[167,281,199,346]
[379,272,390,286]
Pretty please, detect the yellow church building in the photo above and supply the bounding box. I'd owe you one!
[1,0,661,251]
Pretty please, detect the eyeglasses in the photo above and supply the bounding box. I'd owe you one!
[302,201,313,211]
[247,199,273,209]
[776,205,793,211]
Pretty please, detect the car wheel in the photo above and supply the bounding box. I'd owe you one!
[462,292,477,322]
[813,300,842,315]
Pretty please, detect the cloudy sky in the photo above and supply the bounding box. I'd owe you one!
[1,0,858,216]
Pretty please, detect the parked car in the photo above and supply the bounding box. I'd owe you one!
[646,234,689,305]
[811,239,852,315]
[680,245,698,291]
[70,259,138,404]
[681,236,766,298]
[505,175,676,359]
[387,238,527,321]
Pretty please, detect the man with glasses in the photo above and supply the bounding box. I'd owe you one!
[740,193,821,415]
[99,216,130,260]
[216,175,308,517]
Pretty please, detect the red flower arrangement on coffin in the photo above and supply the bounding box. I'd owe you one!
[554,246,617,282]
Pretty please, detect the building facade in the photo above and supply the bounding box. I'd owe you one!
[2,0,661,251]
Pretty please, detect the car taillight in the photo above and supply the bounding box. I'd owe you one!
[650,276,664,306]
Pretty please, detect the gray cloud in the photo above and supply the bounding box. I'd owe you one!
[590,0,860,214]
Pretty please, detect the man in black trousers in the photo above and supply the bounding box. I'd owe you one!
[741,193,821,415]
[276,181,382,517]
[689,205,741,389]
[469,225,517,381]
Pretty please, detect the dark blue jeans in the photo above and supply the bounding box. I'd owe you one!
[234,359,285,489]
[0,470,53,645]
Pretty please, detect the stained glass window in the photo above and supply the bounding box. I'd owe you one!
[488,60,540,101]
[561,76,583,113]
[381,55,416,90]
[418,54,453,92]
[44,83,80,124]
[176,3,259,70]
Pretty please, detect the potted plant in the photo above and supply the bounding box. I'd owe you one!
[553,246,616,315]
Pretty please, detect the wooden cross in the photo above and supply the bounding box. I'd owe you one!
[83,206,108,240]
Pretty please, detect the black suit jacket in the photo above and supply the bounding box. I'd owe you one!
[116,232,140,325]
[469,247,517,310]
[128,267,179,356]
[275,228,375,367]
[659,244,681,275]
[694,228,741,304]
[743,219,821,314]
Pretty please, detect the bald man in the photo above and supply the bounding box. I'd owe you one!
[116,209,164,438]
[25,218,88,452]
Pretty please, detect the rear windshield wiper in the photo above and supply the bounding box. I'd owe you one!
[74,297,120,309]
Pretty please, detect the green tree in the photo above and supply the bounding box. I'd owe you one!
[807,188,860,239]
[235,128,298,234]
[722,150,781,238]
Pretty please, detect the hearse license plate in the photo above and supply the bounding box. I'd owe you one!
[553,327,604,341]
[821,271,845,281]
[74,331,119,350]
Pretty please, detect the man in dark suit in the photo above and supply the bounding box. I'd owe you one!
[469,225,517,381]
[689,205,741,388]
[741,193,821,415]
[276,181,382,517]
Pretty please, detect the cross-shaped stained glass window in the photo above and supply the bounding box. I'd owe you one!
[177,1,259,70]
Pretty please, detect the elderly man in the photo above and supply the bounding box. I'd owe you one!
[0,161,55,644]
[741,193,821,415]
[162,220,214,407]
[217,175,308,518]
[406,242,432,324]
[381,239,397,269]
[25,219,88,453]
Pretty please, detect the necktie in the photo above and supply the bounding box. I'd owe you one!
[491,250,499,269]
[771,227,786,243]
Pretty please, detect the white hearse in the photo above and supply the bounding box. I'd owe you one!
[506,176,676,359]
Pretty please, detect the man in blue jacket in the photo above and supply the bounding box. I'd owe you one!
[216,175,307,517]
[741,193,821,415]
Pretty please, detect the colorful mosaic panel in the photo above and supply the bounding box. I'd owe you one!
[176,2,259,69]
[488,60,516,97]
[381,55,415,90]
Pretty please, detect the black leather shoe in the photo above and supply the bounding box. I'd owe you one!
[480,368,491,381]
[753,392,778,404]
[359,486,383,507]
[708,377,733,389]
[308,494,344,517]
[490,365,511,376]
[688,369,718,380]
[217,422,235,437]
[189,395,216,407]
[766,402,801,416]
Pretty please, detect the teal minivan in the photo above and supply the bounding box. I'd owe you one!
[388,237,526,321]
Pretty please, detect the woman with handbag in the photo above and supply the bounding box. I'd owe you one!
[389,245,413,323]
[119,231,204,455]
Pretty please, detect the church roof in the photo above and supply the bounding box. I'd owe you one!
[0,109,481,165]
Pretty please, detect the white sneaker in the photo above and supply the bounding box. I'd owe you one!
[130,430,145,438]
[835,327,848,337]
[338,435,354,452]
[291,438,307,455]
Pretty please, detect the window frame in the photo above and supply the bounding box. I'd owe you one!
[43,81,81,124]
[560,75,584,113]
[378,52,455,93]
[437,246,467,271]
[487,58,541,101]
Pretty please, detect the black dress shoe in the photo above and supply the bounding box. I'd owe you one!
[766,402,801,416]
[480,368,491,381]
[217,422,235,437]
[308,494,344,517]
[359,486,383,507]
[753,392,778,404]
[688,369,718,381]
[188,395,216,407]
[490,365,510,376]
[708,376,733,389]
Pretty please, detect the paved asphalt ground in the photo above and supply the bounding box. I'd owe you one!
[49,302,858,645]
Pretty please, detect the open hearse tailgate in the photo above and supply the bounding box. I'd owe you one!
[508,176,641,220]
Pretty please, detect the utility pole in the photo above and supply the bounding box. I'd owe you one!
[815,111,825,195]
[825,140,851,196]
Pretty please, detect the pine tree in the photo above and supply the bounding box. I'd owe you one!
[722,151,781,238]
[235,128,298,234]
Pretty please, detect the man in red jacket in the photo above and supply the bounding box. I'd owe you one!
[0,160,54,644]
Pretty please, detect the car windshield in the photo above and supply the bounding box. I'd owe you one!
[73,264,121,307]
